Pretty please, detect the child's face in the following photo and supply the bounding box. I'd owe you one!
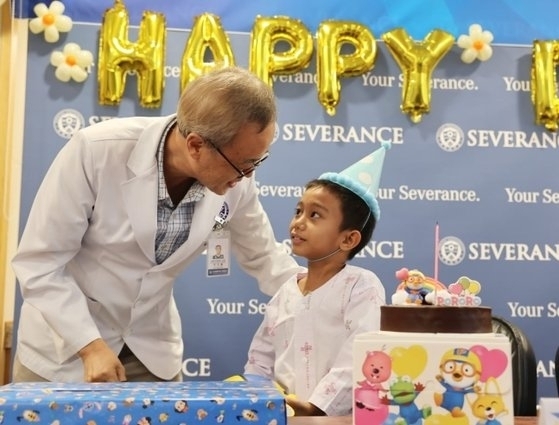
[289,186,345,261]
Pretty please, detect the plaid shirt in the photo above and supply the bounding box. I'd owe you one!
[155,120,205,264]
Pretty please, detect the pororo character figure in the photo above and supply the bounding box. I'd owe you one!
[403,269,430,305]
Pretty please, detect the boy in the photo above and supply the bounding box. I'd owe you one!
[244,142,391,416]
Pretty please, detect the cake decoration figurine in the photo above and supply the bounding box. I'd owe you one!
[392,268,482,307]
[393,268,433,305]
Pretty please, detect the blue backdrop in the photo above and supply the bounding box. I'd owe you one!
[12,0,559,400]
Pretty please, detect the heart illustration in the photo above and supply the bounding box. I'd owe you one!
[470,345,508,381]
[395,268,409,280]
[448,282,462,295]
[390,345,427,379]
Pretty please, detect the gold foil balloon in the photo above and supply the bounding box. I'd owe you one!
[531,40,559,132]
[180,13,235,92]
[249,16,313,87]
[316,20,376,116]
[382,28,454,123]
[98,0,166,108]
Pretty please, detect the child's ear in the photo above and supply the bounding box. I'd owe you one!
[341,229,362,251]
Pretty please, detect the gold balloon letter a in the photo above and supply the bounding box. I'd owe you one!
[98,0,166,108]
[531,40,559,132]
[383,28,454,123]
[181,13,236,92]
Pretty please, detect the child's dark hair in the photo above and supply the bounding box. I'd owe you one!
[305,179,376,260]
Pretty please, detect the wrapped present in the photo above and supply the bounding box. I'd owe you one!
[538,398,559,425]
[0,379,287,424]
[353,332,514,425]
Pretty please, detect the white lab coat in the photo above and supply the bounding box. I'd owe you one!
[12,115,302,382]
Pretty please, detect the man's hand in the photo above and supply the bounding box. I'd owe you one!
[78,338,126,382]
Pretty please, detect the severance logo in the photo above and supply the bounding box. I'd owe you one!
[466,129,559,148]
[469,242,559,261]
[281,123,404,144]
[439,236,559,265]
[436,123,559,151]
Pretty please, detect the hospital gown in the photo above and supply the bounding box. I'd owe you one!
[244,264,385,416]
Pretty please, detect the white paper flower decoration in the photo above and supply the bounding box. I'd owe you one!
[29,1,73,43]
[50,43,93,83]
[457,24,493,63]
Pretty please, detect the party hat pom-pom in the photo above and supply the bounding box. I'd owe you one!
[381,140,392,150]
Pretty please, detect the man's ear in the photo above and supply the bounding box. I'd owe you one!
[340,229,362,252]
[185,132,205,159]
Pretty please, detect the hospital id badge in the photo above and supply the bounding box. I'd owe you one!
[206,229,230,277]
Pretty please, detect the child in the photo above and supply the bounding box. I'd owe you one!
[244,143,390,416]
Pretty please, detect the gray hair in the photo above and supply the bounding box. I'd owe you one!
[176,67,276,148]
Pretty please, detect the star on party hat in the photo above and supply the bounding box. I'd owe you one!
[319,140,391,220]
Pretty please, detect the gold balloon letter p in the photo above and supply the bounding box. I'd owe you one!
[383,28,454,123]
[531,40,559,132]
[98,1,166,108]
[316,21,376,116]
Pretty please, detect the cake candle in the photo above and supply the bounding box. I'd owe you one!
[434,221,439,283]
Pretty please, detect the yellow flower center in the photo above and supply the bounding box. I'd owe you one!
[473,40,484,51]
[65,55,77,66]
[42,12,56,26]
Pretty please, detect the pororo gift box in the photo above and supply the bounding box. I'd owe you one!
[0,379,287,425]
[353,332,514,425]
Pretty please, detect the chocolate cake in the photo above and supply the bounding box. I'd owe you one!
[380,305,493,333]
[385,268,492,333]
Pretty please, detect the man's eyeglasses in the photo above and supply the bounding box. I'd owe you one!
[204,137,269,180]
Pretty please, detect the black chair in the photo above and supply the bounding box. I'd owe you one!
[555,346,559,396]
[491,315,537,416]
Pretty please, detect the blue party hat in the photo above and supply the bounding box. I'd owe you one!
[319,141,391,220]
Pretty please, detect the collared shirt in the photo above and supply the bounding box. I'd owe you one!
[155,119,205,264]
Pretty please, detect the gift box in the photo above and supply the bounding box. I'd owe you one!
[353,332,514,425]
[538,398,559,425]
[0,379,287,424]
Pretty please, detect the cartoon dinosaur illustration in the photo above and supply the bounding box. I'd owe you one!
[382,376,432,425]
